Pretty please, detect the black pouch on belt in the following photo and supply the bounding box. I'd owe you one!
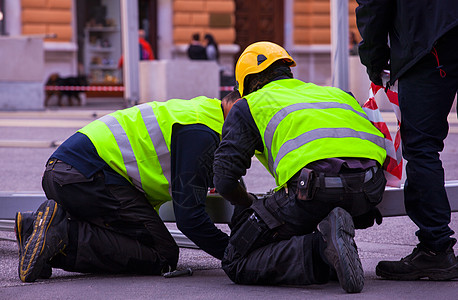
[296,168,316,201]
[340,171,365,193]
[230,213,264,257]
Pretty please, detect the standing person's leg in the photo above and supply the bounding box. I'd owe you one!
[39,160,178,275]
[400,67,455,251]
[398,34,458,251]
[376,27,458,280]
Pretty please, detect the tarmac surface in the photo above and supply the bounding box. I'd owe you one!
[1,97,457,299]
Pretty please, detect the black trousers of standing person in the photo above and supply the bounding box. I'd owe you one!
[42,159,179,275]
[222,165,386,285]
[398,26,458,252]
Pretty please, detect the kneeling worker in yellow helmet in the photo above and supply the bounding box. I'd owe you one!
[214,41,387,293]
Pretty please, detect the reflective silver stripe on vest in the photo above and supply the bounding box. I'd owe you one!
[138,103,172,194]
[99,114,144,192]
[264,102,370,174]
[272,127,386,175]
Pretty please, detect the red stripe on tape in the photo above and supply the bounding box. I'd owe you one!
[45,86,125,92]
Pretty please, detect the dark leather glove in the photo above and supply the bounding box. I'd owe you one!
[367,69,383,86]
[352,207,383,229]
[368,62,390,87]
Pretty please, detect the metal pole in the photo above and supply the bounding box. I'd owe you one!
[283,0,294,51]
[330,0,349,90]
[120,0,139,106]
[157,0,173,60]
[4,0,21,36]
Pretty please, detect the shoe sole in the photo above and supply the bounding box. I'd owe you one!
[15,211,53,280]
[376,264,458,281]
[15,211,35,255]
[319,207,364,293]
[14,212,23,256]
[19,201,59,282]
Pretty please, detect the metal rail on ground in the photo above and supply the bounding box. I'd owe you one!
[2,183,458,248]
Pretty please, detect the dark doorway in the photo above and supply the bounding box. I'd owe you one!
[75,0,158,97]
[0,0,5,35]
[138,0,158,59]
[234,0,284,62]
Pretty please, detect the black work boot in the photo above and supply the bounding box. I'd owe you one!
[317,207,364,293]
[18,200,68,282]
[15,212,52,279]
[376,243,458,280]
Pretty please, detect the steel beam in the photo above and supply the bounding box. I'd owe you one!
[3,183,458,221]
[3,183,458,248]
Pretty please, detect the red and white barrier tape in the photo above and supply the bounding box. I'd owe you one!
[45,86,125,92]
[220,86,234,92]
[362,81,402,187]
[47,85,235,92]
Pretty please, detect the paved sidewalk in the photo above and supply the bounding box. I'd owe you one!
[1,217,457,299]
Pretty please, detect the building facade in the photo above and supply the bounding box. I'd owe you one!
[2,0,360,87]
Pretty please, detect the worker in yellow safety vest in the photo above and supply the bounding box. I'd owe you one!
[214,41,387,293]
[16,94,240,282]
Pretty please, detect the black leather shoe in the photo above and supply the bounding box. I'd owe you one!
[18,200,68,282]
[376,244,458,280]
[15,212,53,279]
[317,207,364,293]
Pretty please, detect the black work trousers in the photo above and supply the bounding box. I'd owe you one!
[398,26,458,252]
[42,160,179,275]
[222,166,386,285]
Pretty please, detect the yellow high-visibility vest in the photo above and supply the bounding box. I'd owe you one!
[79,96,224,210]
[245,78,386,187]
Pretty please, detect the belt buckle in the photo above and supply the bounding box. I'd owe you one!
[47,158,63,168]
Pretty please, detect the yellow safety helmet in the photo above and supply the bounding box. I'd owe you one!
[235,41,296,96]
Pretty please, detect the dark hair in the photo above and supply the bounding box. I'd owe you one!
[244,60,293,95]
[192,33,200,41]
[222,90,241,104]
[204,34,217,45]
[204,33,220,61]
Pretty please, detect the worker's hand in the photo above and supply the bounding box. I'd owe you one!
[368,67,390,87]
[368,69,384,86]
[248,192,258,204]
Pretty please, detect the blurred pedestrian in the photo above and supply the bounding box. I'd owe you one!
[138,29,155,60]
[204,33,219,62]
[118,29,154,68]
[187,33,207,60]
[356,0,458,281]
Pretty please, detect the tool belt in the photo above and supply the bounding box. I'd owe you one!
[315,166,378,188]
[296,166,379,200]
[296,165,386,216]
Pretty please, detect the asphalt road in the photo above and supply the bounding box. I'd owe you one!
[0,101,457,299]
